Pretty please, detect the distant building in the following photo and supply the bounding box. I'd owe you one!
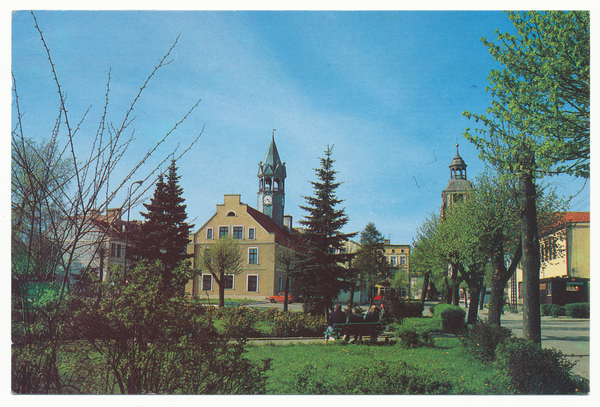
[510,212,590,305]
[381,239,411,298]
[67,208,138,285]
[441,144,473,218]
[185,135,297,300]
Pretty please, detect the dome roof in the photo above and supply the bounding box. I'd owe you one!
[443,178,473,192]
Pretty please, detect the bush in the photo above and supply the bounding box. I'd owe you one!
[396,330,434,348]
[289,360,454,394]
[461,322,513,363]
[565,303,589,319]
[541,303,566,317]
[494,337,589,394]
[440,307,466,335]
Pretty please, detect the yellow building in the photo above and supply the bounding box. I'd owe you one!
[510,212,590,305]
[380,239,411,298]
[185,136,297,300]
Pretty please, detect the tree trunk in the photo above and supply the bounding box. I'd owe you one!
[451,264,460,306]
[218,271,225,308]
[479,285,485,311]
[467,284,481,325]
[520,168,542,345]
[283,274,290,313]
[348,285,355,309]
[420,273,430,305]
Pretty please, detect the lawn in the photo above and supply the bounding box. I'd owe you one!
[244,336,512,394]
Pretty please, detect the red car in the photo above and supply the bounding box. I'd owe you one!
[269,292,294,303]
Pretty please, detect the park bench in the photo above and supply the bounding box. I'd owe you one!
[325,322,387,343]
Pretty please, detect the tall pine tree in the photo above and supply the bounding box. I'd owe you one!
[353,222,390,305]
[297,145,356,316]
[135,160,193,295]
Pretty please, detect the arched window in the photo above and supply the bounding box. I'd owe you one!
[227,211,236,217]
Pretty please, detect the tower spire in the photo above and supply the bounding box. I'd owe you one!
[257,132,286,227]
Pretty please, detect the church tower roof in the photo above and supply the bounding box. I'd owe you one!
[258,133,286,178]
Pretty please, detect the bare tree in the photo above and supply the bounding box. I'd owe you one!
[11,12,203,393]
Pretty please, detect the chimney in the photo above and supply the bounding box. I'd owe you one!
[284,215,293,230]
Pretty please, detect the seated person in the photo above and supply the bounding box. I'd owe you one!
[324,304,347,341]
[364,305,381,342]
[345,307,364,342]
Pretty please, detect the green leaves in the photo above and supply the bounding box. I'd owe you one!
[464,11,589,179]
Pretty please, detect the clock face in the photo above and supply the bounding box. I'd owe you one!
[263,195,272,204]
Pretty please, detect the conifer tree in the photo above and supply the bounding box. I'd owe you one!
[353,222,390,305]
[135,159,193,295]
[297,145,356,316]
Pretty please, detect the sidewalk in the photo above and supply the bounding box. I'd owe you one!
[477,306,590,379]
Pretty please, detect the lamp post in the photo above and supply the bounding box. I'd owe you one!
[124,180,143,280]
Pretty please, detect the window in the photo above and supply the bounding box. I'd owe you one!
[400,256,406,265]
[247,275,258,292]
[202,274,212,291]
[206,228,213,239]
[233,226,243,239]
[224,274,234,290]
[278,275,283,292]
[390,256,397,266]
[219,226,229,238]
[248,227,255,240]
[227,211,236,217]
[116,244,121,258]
[248,248,259,264]
[110,243,116,257]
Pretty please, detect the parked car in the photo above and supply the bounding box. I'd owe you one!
[269,292,294,303]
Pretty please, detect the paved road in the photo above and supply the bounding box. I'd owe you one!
[480,309,590,379]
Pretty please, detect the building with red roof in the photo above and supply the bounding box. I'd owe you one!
[510,211,590,306]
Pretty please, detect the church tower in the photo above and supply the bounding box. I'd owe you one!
[441,144,473,218]
[257,133,286,227]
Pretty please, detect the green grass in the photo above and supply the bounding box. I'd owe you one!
[244,337,512,394]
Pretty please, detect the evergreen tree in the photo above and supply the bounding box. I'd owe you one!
[297,145,356,316]
[353,222,390,305]
[135,160,193,295]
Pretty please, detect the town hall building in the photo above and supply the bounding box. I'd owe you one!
[185,135,297,300]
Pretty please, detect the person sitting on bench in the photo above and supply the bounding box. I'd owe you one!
[364,305,381,342]
[324,304,347,341]
[344,307,364,342]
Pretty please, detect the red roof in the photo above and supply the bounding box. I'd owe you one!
[562,212,590,224]
[246,206,298,247]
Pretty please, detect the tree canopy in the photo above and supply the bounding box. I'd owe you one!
[463,11,589,179]
[296,145,356,315]
[353,222,390,304]
[135,159,193,295]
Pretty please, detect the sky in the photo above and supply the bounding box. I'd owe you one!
[9,6,592,246]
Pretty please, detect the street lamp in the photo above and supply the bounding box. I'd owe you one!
[124,180,143,280]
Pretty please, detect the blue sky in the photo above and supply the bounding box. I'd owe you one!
[10,8,591,245]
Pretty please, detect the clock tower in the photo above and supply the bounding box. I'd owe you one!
[257,132,286,227]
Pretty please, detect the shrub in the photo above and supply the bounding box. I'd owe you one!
[272,312,326,337]
[289,360,454,394]
[396,330,434,348]
[565,303,590,319]
[461,322,513,363]
[440,307,466,335]
[541,303,566,317]
[494,337,589,394]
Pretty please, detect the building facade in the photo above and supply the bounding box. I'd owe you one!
[185,136,296,300]
[510,212,590,305]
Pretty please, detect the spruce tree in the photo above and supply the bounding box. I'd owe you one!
[297,145,356,316]
[135,159,193,295]
[353,222,390,305]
